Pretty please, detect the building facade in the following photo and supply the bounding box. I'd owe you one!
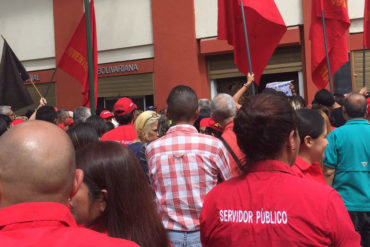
[0,0,368,113]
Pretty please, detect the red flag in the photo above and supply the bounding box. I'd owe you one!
[364,0,370,48]
[57,0,97,107]
[218,0,287,84]
[310,0,350,90]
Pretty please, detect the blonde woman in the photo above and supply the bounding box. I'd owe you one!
[128,110,160,182]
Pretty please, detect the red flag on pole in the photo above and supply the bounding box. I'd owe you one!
[364,0,370,48]
[310,0,350,90]
[218,0,287,84]
[57,0,97,107]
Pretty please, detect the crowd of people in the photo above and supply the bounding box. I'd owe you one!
[0,74,369,246]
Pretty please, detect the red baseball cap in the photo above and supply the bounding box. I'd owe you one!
[113,97,137,116]
[200,118,223,132]
[100,110,113,119]
[11,119,25,126]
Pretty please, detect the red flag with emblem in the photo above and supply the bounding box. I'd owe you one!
[218,0,287,84]
[364,0,370,48]
[310,0,350,90]
[57,0,97,107]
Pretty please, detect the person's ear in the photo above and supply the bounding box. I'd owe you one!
[70,169,84,199]
[98,189,108,213]
[287,130,298,151]
[194,107,200,121]
[303,135,313,148]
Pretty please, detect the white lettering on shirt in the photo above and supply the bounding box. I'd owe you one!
[219,209,287,225]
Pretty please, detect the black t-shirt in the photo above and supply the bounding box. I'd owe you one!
[331,107,346,127]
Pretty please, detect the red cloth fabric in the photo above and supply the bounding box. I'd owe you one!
[364,0,370,48]
[290,156,327,184]
[221,122,245,177]
[200,160,361,246]
[0,202,138,247]
[310,0,350,90]
[218,0,286,84]
[57,0,98,108]
[100,124,137,145]
[146,124,232,231]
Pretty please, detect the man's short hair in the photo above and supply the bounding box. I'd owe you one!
[167,85,198,123]
[211,94,236,123]
[344,93,367,118]
[36,106,57,124]
[73,107,91,123]
[314,89,335,107]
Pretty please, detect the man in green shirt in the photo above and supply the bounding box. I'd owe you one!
[323,93,370,247]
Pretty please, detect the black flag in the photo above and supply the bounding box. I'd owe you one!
[0,40,33,111]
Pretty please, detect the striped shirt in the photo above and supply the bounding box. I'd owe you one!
[146,124,231,231]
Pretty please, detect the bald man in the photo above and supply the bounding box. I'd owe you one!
[323,93,370,246]
[0,121,138,247]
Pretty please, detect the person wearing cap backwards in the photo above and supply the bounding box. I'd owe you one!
[100,110,114,123]
[101,97,138,145]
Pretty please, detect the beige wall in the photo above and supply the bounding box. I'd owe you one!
[0,0,55,71]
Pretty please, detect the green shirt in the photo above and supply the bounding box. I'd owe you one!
[324,119,370,211]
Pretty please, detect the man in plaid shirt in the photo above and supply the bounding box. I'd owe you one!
[146,85,232,247]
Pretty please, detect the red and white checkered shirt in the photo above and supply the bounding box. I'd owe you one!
[146,124,231,231]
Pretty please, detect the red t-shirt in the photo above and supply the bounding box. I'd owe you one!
[101,124,137,145]
[0,202,139,247]
[200,160,360,247]
[221,122,245,177]
[290,156,327,184]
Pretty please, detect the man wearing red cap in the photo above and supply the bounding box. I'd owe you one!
[100,97,138,145]
[100,110,114,123]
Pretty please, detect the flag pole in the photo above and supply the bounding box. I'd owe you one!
[320,1,334,94]
[44,66,58,98]
[363,46,366,87]
[83,0,96,115]
[240,1,255,95]
[1,35,43,99]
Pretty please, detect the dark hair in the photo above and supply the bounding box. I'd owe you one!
[262,88,288,98]
[157,112,170,137]
[0,118,8,136]
[296,109,325,143]
[166,85,198,123]
[204,126,222,138]
[234,93,297,171]
[67,122,99,150]
[76,142,169,247]
[344,93,367,118]
[24,109,35,119]
[115,111,133,125]
[0,114,11,127]
[36,106,57,123]
[86,115,107,137]
[105,121,115,132]
[314,89,335,107]
[334,93,345,106]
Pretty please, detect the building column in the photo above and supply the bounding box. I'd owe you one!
[53,0,84,110]
[151,0,210,110]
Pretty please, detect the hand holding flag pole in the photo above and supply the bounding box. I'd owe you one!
[319,0,334,94]
[240,1,256,96]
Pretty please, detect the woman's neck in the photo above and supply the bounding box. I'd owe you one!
[298,149,313,165]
